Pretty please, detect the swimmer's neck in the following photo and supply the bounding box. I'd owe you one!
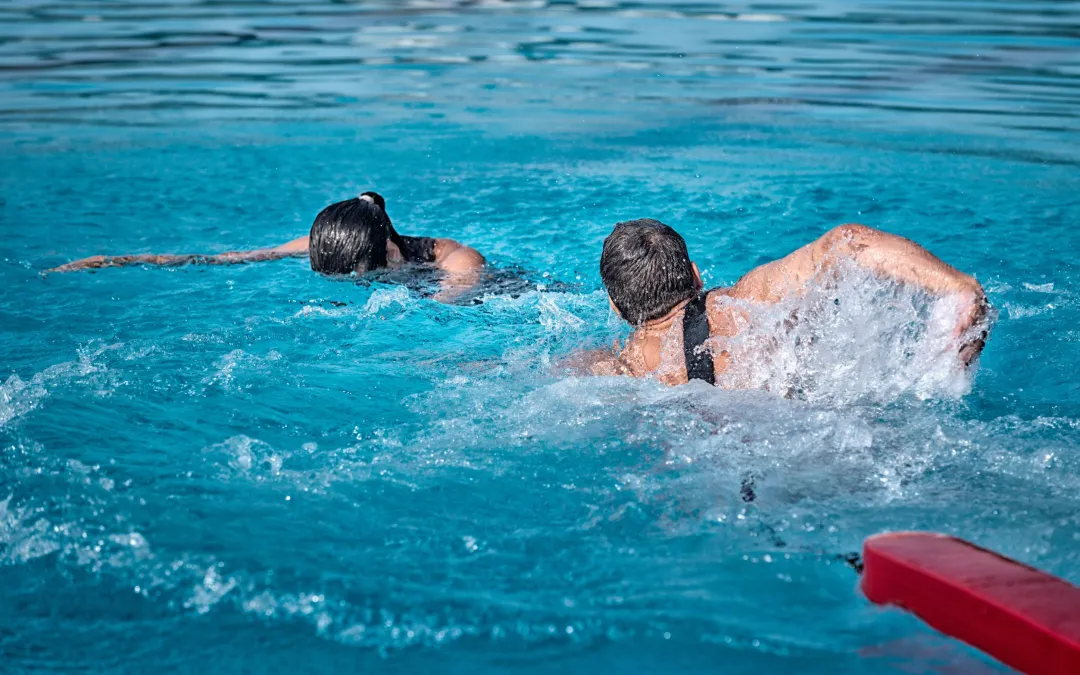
[627,286,735,342]
[617,297,696,379]
[644,298,691,329]
[626,297,695,347]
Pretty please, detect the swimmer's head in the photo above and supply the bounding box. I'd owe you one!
[600,219,701,325]
[309,196,393,275]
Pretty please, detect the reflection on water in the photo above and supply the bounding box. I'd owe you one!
[1,0,1078,151]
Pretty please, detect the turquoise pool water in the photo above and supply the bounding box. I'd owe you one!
[2,1,1079,672]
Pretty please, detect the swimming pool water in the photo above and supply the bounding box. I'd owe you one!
[1,1,1079,672]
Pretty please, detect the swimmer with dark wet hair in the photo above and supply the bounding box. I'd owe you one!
[573,220,990,386]
[48,192,485,298]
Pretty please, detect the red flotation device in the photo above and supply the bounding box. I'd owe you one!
[862,532,1080,675]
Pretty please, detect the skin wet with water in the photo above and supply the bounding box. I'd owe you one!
[580,220,989,387]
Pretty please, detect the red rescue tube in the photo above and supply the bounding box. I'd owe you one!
[862,532,1080,675]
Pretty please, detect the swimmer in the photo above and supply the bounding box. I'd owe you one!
[576,219,990,386]
[47,192,486,298]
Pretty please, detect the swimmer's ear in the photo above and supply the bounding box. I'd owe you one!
[608,296,623,319]
[691,262,703,290]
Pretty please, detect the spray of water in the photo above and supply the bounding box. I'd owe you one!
[709,264,993,404]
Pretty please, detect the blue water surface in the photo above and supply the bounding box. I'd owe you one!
[1,1,1079,673]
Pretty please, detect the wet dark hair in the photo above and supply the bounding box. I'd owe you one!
[309,194,392,275]
[359,191,386,212]
[600,218,699,325]
[363,190,410,257]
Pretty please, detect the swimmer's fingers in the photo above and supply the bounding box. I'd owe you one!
[45,255,119,273]
[953,293,991,365]
[958,296,991,365]
[952,291,990,338]
[959,331,987,366]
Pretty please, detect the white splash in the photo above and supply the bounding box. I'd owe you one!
[0,495,61,564]
[363,287,412,315]
[538,294,587,334]
[206,435,284,478]
[186,565,239,614]
[0,342,122,427]
[710,267,990,404]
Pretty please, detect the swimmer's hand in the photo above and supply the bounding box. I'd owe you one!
[47,254,115,272]
[953,290,992,366]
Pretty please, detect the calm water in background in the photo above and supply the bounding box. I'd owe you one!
[1,1,1079,672]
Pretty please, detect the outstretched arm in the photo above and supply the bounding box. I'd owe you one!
[207,236,309,264]
[46,236,310,273]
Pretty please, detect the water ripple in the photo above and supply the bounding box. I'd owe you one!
[0,0,1076,147]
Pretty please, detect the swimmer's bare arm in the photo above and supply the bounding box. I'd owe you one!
[729,223,989,360]
[212,235,309,264]
[731,224,983,301]
[46,236,310,273]
[432,239,486,302]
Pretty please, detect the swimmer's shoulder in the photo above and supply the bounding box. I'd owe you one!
[704,287,744,338]
[701,288,743,381]
[434,239,486,273]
